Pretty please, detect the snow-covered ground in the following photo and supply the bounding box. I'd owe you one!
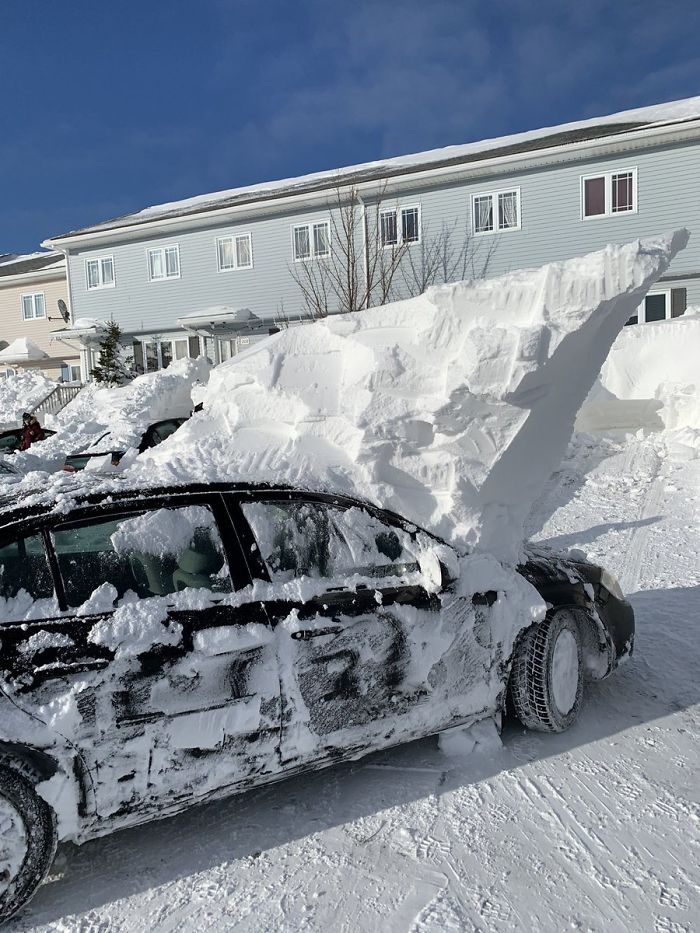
[10,428,699,932]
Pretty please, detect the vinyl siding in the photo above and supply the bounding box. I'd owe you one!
[67,137,700,335]
[0,272,80,377]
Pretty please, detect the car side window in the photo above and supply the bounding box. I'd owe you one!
[51,504,233,608]
[0,534,55,604]
[0,432,20,452]
[242,500,420,585]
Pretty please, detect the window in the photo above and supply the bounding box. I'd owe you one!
[61,364,81,383]
[292,221,330,261]
[134,337,189,373]
[217,233,253,272]
[625,288,686,326]
[582,169,637,218]
[86,256,115,290]
[1,369,16,380]
[0,534,54,604]
[472,189,520,235]
[242,500,420,584]
[148,245,180,281]
[380,206,421,247]
[21,292,46,320]
[51,505,233,607]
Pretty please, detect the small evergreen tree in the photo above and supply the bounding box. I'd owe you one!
[90,322,131,386]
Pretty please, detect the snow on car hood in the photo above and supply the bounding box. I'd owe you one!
[139,231,688,564]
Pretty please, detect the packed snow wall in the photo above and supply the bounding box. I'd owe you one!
[138,232,687,563]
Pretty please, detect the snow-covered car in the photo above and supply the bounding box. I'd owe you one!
[0,427,55,454]
[62,417,189,471]
[0,481,633,920]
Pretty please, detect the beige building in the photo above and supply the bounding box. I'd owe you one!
[0,252,81,381]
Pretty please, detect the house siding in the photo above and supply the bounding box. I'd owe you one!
[65,136,700,338]
[0,271,80,379]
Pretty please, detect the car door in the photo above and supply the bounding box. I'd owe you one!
[0,493,281,825]
[234,493,495,768]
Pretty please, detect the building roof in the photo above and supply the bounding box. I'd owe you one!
[0,251,65,279]
[46,96,700,242]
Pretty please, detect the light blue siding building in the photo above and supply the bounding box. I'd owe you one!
[44,97,700,380]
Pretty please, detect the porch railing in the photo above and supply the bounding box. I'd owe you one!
[30,384,83,418]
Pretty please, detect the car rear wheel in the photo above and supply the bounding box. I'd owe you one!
[509,609,584,733]
[0,765,57,923]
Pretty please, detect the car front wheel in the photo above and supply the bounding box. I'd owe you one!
[0,764,58,923]
[509,609,584,733]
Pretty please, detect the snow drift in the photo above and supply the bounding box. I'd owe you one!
[0,371,55,430]
[140,231,688,564]
[576,312,700,454]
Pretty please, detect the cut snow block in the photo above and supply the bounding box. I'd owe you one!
[144,231,688,564]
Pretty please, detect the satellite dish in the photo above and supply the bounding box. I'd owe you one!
[57,299,70,324]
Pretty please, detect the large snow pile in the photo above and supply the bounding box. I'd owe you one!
[44,357,210,450]
[0,370,55,430]
[140,232,688,564]
[576,312,700,455]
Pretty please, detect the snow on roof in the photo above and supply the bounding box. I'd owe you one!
[0,251,64,278]
[0,338,50,362]
[47,96,700,240]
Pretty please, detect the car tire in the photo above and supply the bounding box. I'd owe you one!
[509,609,584,733]
[0,764,58,923]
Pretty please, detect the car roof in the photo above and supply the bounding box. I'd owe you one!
[0,476,429,542]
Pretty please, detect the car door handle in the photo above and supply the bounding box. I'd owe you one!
[291,626,343,641]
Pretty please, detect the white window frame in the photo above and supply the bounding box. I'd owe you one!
[85,255,115,290]
[61,364,82,383]
[20,292,46,321]
[216,233,253,272]
[291,220,331,262]
[380,204,422,248]
[580,167,638,220]
[138,335,190,371]
[471,188,521,236]
[637,289,671,324]
[147,244,181,282]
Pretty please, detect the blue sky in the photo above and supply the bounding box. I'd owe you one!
[2,0,700,252]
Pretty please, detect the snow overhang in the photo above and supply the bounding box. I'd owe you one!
[49,319,107,345]
[0,338,50,363]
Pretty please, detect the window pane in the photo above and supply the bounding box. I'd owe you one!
[236,235,252,268]
[22,296,34,319]
[401,207,420,243]
[34,294,46,317]
[149,250,164,279]
[144,341,158,371]
[165,247,179,277]
[174,339,188,360]
[87,260,100,288]
[0,534,54,603]
[294,226,310,260]
[52,506,232,607]
[160,340,173,368]
[242,501,419,584]
[584,177,606,216]
[313,222,329,257]
[498,192,518,229]
[473,195,494,233]
[380,211,398,246]
[218,237,235,270]
[644,294,667,323]
[101,257,114,285]
[612,172,633,212]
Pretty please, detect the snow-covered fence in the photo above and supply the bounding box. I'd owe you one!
[30,383,82,418]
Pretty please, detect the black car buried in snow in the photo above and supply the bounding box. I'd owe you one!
[0,427,55,454]
[0,481,634,920]
[62,417,189,471]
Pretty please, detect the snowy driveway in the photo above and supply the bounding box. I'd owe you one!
[13,439,700,932]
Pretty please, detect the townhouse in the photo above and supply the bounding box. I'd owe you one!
[44,96,700,381]
[0,252,81,381]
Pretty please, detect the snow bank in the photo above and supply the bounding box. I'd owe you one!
[35,357,210,459]
[576,313,700,454]
[0,371,55,430]
[140,232,687,564]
